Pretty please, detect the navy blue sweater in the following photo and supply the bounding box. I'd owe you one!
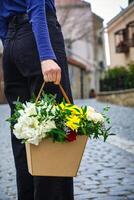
[0,0,56,61]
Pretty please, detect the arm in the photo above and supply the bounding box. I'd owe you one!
[0,16,8,45]
[26,0,56,61]
[26,0,61,84]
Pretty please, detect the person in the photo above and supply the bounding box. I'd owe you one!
[0,0,74,199]
[89,89,96,98]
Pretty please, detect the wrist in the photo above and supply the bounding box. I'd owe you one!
[41,60,49,65]
[41,59,58,67]
[40,55,57,62]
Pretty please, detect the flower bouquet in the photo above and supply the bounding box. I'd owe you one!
[7,83,111,176]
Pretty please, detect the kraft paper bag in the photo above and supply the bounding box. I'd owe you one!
[26,135,88,177]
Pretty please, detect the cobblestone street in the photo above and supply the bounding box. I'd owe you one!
[0,99,134,200]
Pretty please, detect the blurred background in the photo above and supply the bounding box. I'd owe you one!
[0,0,134,200]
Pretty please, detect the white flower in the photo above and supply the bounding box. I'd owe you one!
[18,109,25,116]
[13,98,57,145]
[13,123,24,139]
[13,113,39,137]
[87,106,95,113]
[87,112,104,123]
[40,101,47,108]
[26,129,42,145]
[20,115,39,129]
[87,106,95,122]
[13,111,56,145]
[23,102,37,116]
[51,106,56,115]
[40,102,52,112]
[46,105,52,112]
[41,119,56,133]
[27,135,40,145]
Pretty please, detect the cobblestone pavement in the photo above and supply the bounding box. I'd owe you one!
[0,100,134,200]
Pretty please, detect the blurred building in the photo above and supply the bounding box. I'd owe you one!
[56,0,106,98]
[107,0,134,67]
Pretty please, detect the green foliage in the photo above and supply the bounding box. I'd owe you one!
[7,93,112,144]
[46,128,67,143]
[100,63,134,91]
[6,98,24,127]
[77,105,111,141]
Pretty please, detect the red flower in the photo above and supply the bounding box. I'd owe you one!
[66,130,77,142]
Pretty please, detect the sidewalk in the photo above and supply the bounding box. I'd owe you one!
[0,100,134,200]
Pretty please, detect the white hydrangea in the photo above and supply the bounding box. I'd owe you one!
[13,109,56,145]
[13,122,24,139]
[13,114,39,139]
[26,128,43,145]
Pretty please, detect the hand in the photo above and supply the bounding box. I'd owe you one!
[41,60,61,85]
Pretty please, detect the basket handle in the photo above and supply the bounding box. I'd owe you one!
[35,81,71,104]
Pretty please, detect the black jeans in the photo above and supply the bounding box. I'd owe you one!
[2,12,74,200]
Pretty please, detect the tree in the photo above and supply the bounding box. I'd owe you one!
[56,2,94,43]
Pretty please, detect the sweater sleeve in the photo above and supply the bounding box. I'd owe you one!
[26,0,57,61]
[0,16,8,45]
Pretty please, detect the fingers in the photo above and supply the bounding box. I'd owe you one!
[47,73,53,82]
[52,72,57,83]
[44,73,53,82]
[41,60,61,84]
[43,69,61,84]
[44,73,49,82]
[54,69,61,85]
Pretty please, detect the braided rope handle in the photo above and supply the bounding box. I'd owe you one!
[35,81,71,104]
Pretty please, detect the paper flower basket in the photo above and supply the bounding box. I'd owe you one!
[8,82,111,177]
[26,82,88,177]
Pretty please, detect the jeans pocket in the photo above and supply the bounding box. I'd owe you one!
[14,31,41,77]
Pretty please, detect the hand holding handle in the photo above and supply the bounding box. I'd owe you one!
[36,82,71,104]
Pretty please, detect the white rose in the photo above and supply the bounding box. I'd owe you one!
[87,106,95,113]
[87,112,104,123]
[87,106,95,121]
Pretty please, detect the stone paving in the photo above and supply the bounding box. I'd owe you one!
[0,100,134,200]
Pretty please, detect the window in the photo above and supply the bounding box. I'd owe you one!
[114,29,129,53]
[127,21,134,47]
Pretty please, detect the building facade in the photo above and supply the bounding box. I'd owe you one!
[56,0,106,96]
[107,1,134,67]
